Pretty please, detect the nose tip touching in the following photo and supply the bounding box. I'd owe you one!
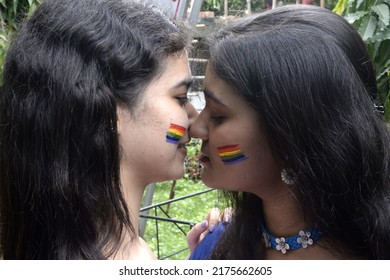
[189,110,208,141]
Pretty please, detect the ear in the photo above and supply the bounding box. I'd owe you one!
[116,104,125,136]
[116,103,136,136]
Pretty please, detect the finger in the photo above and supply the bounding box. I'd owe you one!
[186,220,208,253]
[207,208,221,232]
[221,207,234,224]
[199,229,210,242]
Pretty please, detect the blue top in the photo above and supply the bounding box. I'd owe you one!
[189,222,226,260]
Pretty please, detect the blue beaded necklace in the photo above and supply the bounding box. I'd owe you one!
[261,223,321,254]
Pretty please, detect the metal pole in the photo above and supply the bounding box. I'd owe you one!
[272,0,277,9]
[189,0,205,26]
[224,0,228,23]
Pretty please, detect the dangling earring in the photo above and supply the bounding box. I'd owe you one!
[281,168,296,185]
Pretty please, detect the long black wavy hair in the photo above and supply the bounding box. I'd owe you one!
[207,5,390,259]
[0,0,191,259]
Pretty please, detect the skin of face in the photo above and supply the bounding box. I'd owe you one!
[190,65,284,200]
[117,53,198,186]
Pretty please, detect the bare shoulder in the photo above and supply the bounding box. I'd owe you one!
[111,237,157,260]
[137,237,158,260]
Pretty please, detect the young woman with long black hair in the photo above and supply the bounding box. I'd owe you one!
[188,5,390,260]
[0,0,198,259]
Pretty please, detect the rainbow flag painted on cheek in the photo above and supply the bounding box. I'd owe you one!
[217,145,248,165]
[166,123,186,145]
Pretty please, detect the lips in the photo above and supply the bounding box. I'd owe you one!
[199,151,210,164]
[177,143,187,151]
[177,135,190,155]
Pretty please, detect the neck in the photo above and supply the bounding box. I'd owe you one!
[120,167,150,238]
[255,184,343,259]
[110,168,156,259]
[261,186,311,237]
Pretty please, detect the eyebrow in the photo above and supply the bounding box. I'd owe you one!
[204,88,225,106]
[172,78,193,90]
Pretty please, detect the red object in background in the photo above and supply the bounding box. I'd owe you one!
[265,0,272,9]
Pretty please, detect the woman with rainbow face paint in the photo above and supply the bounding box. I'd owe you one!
[187,5,390,260]
[0,0,203,260]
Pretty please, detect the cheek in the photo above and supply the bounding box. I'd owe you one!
[149,106,188,141]
[165,123,187,145]
[242,144,281,191]
[146,110,188,146]
[205,142,250,189]
[208,140,280,191]
[216,144,249,165]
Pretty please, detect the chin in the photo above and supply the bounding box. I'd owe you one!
[170,166,185,180]
[153,166,185,183]
[201,168,215,184]
[201,173,236,191]
[201,175,219,189]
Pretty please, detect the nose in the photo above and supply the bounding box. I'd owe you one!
[186,102,198,126]
[184,102,198,142]
[189,110,208,141]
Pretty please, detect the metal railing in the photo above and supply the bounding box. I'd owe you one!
[139,188,215,259]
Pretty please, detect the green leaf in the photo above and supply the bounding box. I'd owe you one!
[372,4,390,26]
[355,0,365,11]
[365,0,377,10]
[12,0,17,16]
[359,15,377,41]
[378,40,390,68]
[377,65,390,81]
[385,94,390,122]
[333,0,348,15]
[28,3,37,14]
[377,17,389,32]
[345,11,368,24]
[366,30,390,43]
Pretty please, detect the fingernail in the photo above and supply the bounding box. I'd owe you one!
[209,224,216,232]
[201,220,207,228]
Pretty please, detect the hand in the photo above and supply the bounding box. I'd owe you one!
[186,207,233,256]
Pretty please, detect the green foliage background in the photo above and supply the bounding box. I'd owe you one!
[142,140,221,260]
[334,0,390,121]
[0,0,42,84]
[201,0,340,15]
[142,179,219,260]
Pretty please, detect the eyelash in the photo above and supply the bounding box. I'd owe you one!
[210,115,225,124]
[176,96,189,107]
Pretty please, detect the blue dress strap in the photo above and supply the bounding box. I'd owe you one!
[189,222,226,260]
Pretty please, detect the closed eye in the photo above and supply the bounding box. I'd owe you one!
[176,96,189,106]
[210,115,225,124]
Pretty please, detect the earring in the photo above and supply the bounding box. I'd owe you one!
[281,168,296,185]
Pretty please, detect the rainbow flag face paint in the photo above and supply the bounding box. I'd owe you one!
[166,123,186,145]
[217,145,248,165]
